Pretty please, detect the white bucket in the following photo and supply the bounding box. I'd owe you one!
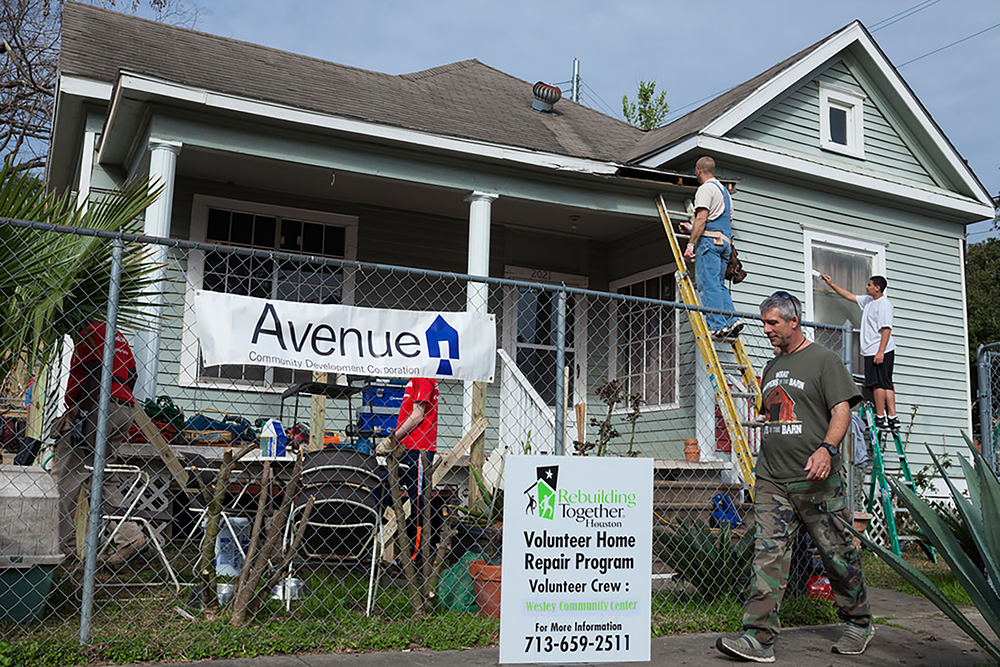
[215,517,251,577]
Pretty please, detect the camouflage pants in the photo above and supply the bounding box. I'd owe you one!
[744,475,871,645]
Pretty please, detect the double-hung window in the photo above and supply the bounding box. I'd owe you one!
[805,228,885,373]
[181,195,358,388]
[819,82,865,159]
[609,266,678,408]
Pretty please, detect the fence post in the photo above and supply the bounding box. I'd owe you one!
[842,320,855,516]
[79,236,126,644]
[841,319,854,374]
[554,288,567,455]
[978,343,1000,474]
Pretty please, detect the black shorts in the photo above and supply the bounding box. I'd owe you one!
[864,350,894,390]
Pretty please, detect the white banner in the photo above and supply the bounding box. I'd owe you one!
[499,455,652,664]
[192,291,496,382]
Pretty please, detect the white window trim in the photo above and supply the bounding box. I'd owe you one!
[819,82,865,159]
[608,264,680,412]
[179,194,359,391]
[803,227,886,324]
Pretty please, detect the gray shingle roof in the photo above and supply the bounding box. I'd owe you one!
[60,2,644,163]
[623,36,830,163]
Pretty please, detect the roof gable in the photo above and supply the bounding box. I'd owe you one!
[630,21,991,209]
[731,55,947,190]
[59,2,643,163]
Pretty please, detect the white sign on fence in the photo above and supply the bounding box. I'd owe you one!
[499,455,653,664]
[193,291,496,382]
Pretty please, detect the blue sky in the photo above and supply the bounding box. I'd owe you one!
[177,0,998,241]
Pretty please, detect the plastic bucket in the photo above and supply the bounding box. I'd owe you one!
[215,517,251,577]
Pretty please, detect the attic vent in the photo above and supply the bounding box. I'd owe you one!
[532,82,562,112]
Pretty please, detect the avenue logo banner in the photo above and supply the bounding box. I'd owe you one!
[192,291,497,382]
[500,455,653,664]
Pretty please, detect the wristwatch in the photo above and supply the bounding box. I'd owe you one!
[820,442,839,456]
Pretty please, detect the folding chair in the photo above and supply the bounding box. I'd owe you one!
[282,449,383,615]
[90,463,181,592]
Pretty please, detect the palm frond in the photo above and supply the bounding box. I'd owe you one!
[0,159,163,387]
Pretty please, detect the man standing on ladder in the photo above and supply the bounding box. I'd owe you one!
[821,274,899,431]
[717,291,873,662]
[682,156,742,339]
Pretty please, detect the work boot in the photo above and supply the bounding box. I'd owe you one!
[832,622,875,655]
[105,534,148,569]
[716,634,775,663]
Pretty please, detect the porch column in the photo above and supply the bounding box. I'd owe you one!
[465,191,497,312]
[133,139,181,402]
[75,130,97,210]
[465,191,497,508]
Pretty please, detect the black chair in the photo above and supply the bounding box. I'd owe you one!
[282,449,383,615]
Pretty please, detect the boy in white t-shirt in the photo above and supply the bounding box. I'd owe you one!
[821,274,899,431]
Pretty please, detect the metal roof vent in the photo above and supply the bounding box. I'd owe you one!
[532,81,562,112]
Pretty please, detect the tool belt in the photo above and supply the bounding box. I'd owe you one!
[703,230,731,246]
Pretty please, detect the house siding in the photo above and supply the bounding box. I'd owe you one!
[726,170,969,477]
[734,57,941,189]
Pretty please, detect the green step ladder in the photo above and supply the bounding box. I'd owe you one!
[858,402,935,561]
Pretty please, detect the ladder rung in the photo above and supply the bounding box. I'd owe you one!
[741,421,764,428]
[729,391,755,399]
[720,361,751,371]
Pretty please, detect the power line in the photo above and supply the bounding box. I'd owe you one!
[657,3,940,121]
[871,0,941,32]
[580,79,620,118]
[666,84,738,117]
[899,20,1000,67]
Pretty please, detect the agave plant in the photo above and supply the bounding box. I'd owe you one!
[851,432,1000,663]
[0,157,163,392]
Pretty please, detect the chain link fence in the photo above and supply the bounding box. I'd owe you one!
[978,343,1000,475]
[0,218,856,663]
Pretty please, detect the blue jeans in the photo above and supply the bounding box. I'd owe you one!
[696,237,737,331]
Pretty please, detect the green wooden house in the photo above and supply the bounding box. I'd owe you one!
[48,4,992,482]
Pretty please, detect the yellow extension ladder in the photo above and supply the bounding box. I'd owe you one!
[656,195,761,499]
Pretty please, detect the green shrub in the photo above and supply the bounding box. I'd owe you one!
[653,520,754,601]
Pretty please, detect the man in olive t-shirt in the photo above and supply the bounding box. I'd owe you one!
[717,291,873,663]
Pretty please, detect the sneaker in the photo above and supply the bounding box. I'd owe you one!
[105,534,148,569]
[832,622,874,655]
[887,416,900,432]
[712,321,745,341]
[716,634,775,663]
[873,414,888,430]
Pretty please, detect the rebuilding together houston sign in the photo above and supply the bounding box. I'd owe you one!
[193,291,497,382]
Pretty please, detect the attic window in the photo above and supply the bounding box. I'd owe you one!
[819,83,865,158]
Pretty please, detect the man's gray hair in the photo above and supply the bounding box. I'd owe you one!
[695,156,715,175]
[759,291,801,322]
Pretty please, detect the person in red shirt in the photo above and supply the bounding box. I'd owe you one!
[52,322,145,565]
[376,377,439,559]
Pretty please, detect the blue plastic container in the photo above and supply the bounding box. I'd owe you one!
[361,384,406,409]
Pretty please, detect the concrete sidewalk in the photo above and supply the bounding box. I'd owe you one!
[122,589,994,667]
